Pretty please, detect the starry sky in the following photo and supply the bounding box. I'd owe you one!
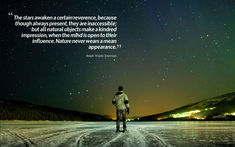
[1,0,235,117]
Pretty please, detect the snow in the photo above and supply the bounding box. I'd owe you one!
[0,121,234,147]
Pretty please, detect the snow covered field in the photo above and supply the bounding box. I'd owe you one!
[0,121,234,147]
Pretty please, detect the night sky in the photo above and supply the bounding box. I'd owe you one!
[1,0,235,117]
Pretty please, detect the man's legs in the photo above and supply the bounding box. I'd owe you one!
[116,110,120,132]
[122,110,127,131]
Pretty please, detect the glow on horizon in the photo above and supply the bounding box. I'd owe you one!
[170,110,201,118]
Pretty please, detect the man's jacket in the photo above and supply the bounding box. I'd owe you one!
[112,91,129,110]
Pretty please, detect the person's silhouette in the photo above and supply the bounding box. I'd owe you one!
[112,86,130,132]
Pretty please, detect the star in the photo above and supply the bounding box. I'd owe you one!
[163,58,168,61]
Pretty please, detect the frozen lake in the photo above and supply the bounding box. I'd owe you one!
[0,121,234,147]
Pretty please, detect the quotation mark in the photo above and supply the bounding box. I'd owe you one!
[117,44,122,48]
[8,12,13,16]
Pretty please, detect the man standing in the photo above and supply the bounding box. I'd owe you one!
[112,86,130,132]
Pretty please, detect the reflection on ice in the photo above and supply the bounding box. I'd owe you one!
[0,121,234,147]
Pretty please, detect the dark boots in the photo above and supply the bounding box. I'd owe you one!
[116,126,120,133]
